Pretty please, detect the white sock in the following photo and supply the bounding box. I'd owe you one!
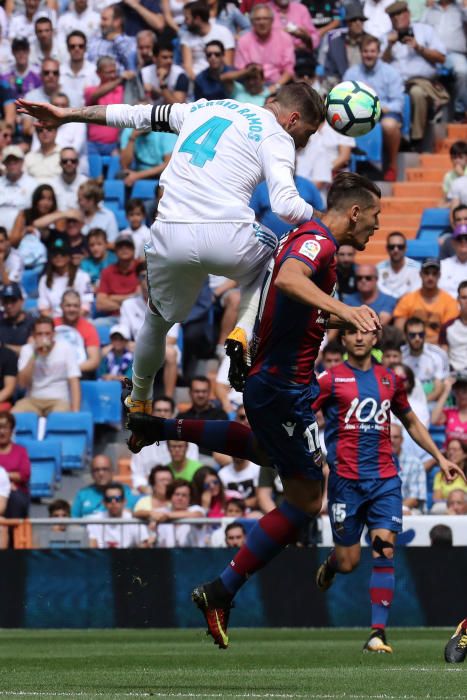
[237,282,262,344]
[131,307,173,401]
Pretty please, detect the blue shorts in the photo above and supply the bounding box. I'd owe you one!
[244,372,323,482]
[383,111,403,124]
[327,473,403,547]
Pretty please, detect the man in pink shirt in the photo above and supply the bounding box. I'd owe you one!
[83,56,131,156]
[270,0,320,51]
[235,4,295,88]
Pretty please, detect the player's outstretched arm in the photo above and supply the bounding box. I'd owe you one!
[399,410,467,483]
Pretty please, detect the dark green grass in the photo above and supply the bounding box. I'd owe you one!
[0,628,464,700]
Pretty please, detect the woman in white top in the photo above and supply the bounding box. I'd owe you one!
[77,179,119,244]
[38,239,93,317]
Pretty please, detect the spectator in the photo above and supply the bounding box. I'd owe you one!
[120,200,150,259]
[225,522,246,547]
[257,464,284,513]
[141,40,189,105]
[393,258,458,344]
[235,4,295,87]
[431,371,467,444]
[295,121,355,194]
[343,264,397,325]
[83,56,130,157]
[344,34,404,181]
[325,3,366,82]
[38,238,93,317]
[302,0,341,43]
[121,0,166,37]
[230,62,270,105]
[0,411,30,517]
[8,0,55,45]
[0,465,11,546]
[215,352,244,414]
[363,0,393,41]
[51,147,88,211]
[130,396,200,493]
[439,225,467,299]
[381,340,402,368]
[155,478,204,548]
[321,341,345,370]
[376,231,421,297]
[24,58,60,104]
[98,324,133,381]
[48,499,70,530]
[391,362,430,427]
[432,440,467,506]
[39,91,88,169]
[439,281,467,372]
[57,1,100,47]
[429,523,453,547]
[381,1,448,149]
[161,0,186,33]
[9,182,58,249]
[336,244,357,299]
[25,123,61,185]
[0,121,13,163]
[0,283,35,355]
[422,0,467,122]
[80,228,116,290]
[218,454,260,509]
[192,465,227,517]
[443,142,467,201]
[446,489,467,515]
[0,146,36,234]
[72,455,138,517]
[95,233,139,318]
[88,4,137,72]
[1,38,41,99]
[78,180,119,243]
[0,227,24,284]
[401,317,449,403]
[13,315,81,416]
[88,482,151,548]
[136,30,155,69]
[390,422,426,514]
[119,124,177,189]
[448,173,467,212]
[0,344,17,410]
[270,0,320,52]
[178,375,229,423]
[194,40,235,101]
[167,440,203,481]
[60,210,88,266]
[208,0,251,36]
[60,30,99,109]
[29,16,61,68]
[133,465,174,519]
[181,0,235,80]
[54,289,101,379]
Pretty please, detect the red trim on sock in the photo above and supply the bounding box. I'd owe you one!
[370,587,394,605]
[260,508,299,546]
[230,546,263,578]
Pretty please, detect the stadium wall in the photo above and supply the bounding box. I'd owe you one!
[0,548,464,628]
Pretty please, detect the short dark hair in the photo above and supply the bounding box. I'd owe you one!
[429,524,453,547]
[35,17,52,28]
[12,37,30,52]
[327,172,381,212]
[186,1,210,23]
[458,281,467,295]
[0,410,15,430]
[104,482,125,498]
[148,465,173,487]
[206,40,225,54]
[381,340,402,353]
[449,140,467,159]
[404,316,425,333]
[87,227,107,243]
[322,341,344,357]
[166,478,193,500]
[275,81,326,127]
[453,204,467,220]
[153,395,176,412]
[153,41,173,56]
[66,30,87,47]
[48,499,70,517]
[111,3,125,23]
[0,227,7,240]
[387,231,406,244]
[225,522,246,536]
[33,315,55,332]
[360,34,380,51]
[190,375,210,388]
[225,500,246,514]
[125,197,146,215]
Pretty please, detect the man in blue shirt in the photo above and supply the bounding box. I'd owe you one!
[343,264,397,326]
[71,454,138,517]
[344,34,404,182]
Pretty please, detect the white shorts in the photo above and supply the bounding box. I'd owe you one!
[145,220,277,323]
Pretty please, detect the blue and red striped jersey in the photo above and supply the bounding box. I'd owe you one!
[313,361,412,480]
[250,219,338,385]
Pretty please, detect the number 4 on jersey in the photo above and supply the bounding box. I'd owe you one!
[179,116,232,167]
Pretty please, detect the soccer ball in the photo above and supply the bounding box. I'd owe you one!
[325,80,381,138]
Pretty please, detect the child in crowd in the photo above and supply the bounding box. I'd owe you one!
[80,228,116,290]
[444,141,467,200]
[120,198,150,259]
[99,324,133,382]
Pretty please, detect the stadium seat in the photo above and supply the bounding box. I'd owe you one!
[96,324,111,346]
[44,412,94,471]
[88,154,103,178]
[104,201,129,230]
[419,208,450,230]
[18,439,62,497]
[130,179,159,201]
[80,380,123,424]
[417,228,445,242]
[103,180,125,208]
[350,123,383,171]
[14,413,38,441]
[429,424,446,450]
[406,239,439,260]
[23,298,38,313]
[22,268,41,298]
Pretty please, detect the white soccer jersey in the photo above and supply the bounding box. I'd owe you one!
[106,100,314,225]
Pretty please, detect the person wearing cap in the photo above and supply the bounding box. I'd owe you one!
[381,1,448,147]
[96,234,139,318]
[439,224,467,299]
[1,37,41,100]
[37,237,94,317]
[0,146,36,233]
[401,316,449,403]
[24,119,61,186]
[393,258,458,344]
[344,34,404,182]
[324,3,367,82]
[439,281,467,373]
[432,373,467,445]
[0,283,35,355]
[54,289,101,379]
[78,179,119,244]
[52,147,88,211]
[98,324,134,381]
[0,226,24,285]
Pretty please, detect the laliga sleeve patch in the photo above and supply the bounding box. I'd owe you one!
[299,239,321,262]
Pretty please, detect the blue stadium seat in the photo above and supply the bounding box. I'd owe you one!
[22,268,41,298]
[406,239,439,260]
[80,380,123,424]
[96,324,111,346]
[106,156,121,179]
[417,228,444,242]
[419,208,450,230]
[426,466,440,512]
[88,154,103,178]
[130,179,159,201]
[103,180,125,208]
[350,123,383,171]
[14,413,38,441]
[23,298,38,313]
[17,439,62,497]
[45,412,94,471]
[104,201,129,230]
[401,94,411,140]
[429,424,446,450]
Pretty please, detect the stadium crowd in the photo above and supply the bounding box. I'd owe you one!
[0,0,466,548]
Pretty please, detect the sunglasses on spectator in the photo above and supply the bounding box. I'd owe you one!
[61,158,78,164]
[92,466,111,472]
[387,243,405,251]
[356,275,376,281]
[69,43,85,49]
[104,495,123,503]
[42,69,59,76]
[206,51,222,57]
[455,236,467,243]
[36,126,56,133]
[407,331,425,339]
[421,269,439,276]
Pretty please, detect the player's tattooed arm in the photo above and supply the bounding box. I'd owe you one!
[16,99,107,126]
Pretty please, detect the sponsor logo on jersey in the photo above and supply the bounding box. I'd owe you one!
[299,239,321,261]
[381,377,390,386]
[335,377,356,383]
